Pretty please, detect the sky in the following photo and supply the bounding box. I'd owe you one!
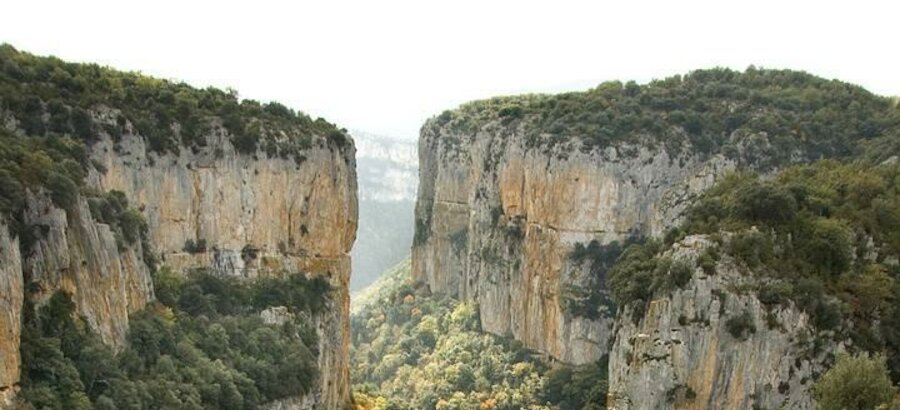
[1,0,898,140]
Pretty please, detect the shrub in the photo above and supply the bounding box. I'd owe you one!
[756,281,792,307]
[45,172,79,209]
[725,311,756,340]
[697,246,719,275]
[232,131,258,154]
[732,181,797,226]
[802,218,852,277]
[607,241,662,308]
[668,260,693,290]
[727,229,773,269]
[118,209,146,244]
[814,353,896,410]
[541,357,608,410]
[183,238,207,253]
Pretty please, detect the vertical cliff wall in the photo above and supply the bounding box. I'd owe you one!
[0,189,155,407]
[412,117,734,364]
[0,116,357,410]
[87,121,358,409]
[0,224,23,408]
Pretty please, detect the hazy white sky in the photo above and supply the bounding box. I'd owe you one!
[1,0,897,139]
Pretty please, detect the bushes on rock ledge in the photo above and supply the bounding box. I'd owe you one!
[724,311,756,340]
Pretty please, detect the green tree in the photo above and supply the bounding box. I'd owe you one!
[814,353,895,410]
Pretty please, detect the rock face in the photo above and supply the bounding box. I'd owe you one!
[0,116,357,410]
[0,190,155,407]
[88,124,358,410]
[0,223,23,409]
[412,117,735,364]
[22,191,155,346]
[607,236,829,410]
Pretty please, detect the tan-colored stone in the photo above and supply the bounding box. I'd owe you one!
[0,223,23,409]
[412,118,734,365]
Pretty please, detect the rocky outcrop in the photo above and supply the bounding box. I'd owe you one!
[22,191,155,346]
[412,117,735,364]
[607,235,830,410]
[87,119,358,410]
[0,223,23,408]
[0,190,155,408]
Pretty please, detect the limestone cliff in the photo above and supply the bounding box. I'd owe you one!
[606,235,830,410]
[0,224,23,409]
[0,112,357,410]
[0,186,155,403]
[410,70,891,368]
[86,116,358,409]
[412,117,735,364]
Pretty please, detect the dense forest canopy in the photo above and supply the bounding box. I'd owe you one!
[351,263,607,410]
[18,270,330,410]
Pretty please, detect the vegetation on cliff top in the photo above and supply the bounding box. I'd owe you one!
[351,262,607,410]
[0,44,350,157]
[17,270,329,410]
[433,68,900,167]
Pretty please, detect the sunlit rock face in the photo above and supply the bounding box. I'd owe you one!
[89,123,358,410]
[0,189,155,410]
[1,113,358,410]
[0,223,24,409]
[412,116,737,365]
[413,116,828,410]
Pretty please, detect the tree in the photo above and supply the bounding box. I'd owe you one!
[814,353,896,410]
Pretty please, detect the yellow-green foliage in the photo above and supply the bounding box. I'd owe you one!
[814,353,897,410]
[351,263,607,410]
